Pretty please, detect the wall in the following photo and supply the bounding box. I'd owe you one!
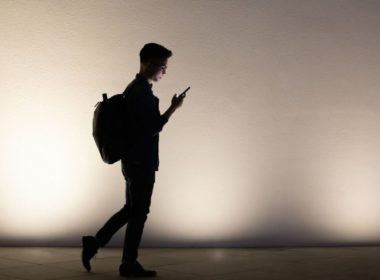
[1,0,380,247]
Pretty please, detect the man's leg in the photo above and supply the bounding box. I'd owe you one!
[83,205,130,272]
[82,166,131,272]
[95,201,130,247]
[121,165,155,264]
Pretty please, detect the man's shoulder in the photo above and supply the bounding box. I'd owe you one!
[125,86,155,111]
[125,79,152,96]
[128,87,154,103]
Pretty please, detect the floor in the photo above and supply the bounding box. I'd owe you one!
[0,247,379,279]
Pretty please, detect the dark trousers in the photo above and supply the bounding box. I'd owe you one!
[95,163,155,263]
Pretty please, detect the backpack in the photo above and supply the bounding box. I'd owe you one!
[92,92,130,164]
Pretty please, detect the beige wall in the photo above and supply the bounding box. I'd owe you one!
[1,0,380,246]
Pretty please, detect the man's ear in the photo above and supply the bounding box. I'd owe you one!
[143,61,153,70]
[140,62,150,73]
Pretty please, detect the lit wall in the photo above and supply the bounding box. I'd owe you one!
[1,0,380,247]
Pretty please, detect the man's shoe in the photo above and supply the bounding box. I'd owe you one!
[81,235,99,272]
[119,261,157,278]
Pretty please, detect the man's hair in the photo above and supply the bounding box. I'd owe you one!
[140,43,172,63]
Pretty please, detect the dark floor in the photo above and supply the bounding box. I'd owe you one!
[0,247,379,279]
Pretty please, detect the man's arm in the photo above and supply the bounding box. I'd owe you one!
[162,93,185,121]
[132,93,166,136]
[132,92,186,136]
[162,104,176,121]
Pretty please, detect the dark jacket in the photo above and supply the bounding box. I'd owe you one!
[122,74,168,171]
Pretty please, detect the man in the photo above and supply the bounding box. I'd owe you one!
[82,43,186,278]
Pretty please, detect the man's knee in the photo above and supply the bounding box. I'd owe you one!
[130,203,150,219]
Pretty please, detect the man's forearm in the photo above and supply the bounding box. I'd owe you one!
[162,104,177,121]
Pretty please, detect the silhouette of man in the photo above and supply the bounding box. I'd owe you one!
[82,43,186,278]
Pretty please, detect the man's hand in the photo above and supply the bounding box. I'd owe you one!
[171,93,186,110]
[163,88,189,121]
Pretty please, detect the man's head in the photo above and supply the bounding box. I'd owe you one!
[139,43,172,82]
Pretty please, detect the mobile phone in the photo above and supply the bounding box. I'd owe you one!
[180,86,190,97]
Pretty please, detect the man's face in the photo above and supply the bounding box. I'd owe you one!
[147,58,168,82]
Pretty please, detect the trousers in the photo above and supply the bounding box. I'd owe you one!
[95,163,155,263]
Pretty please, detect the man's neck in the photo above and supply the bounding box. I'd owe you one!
[138,71,153,84]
